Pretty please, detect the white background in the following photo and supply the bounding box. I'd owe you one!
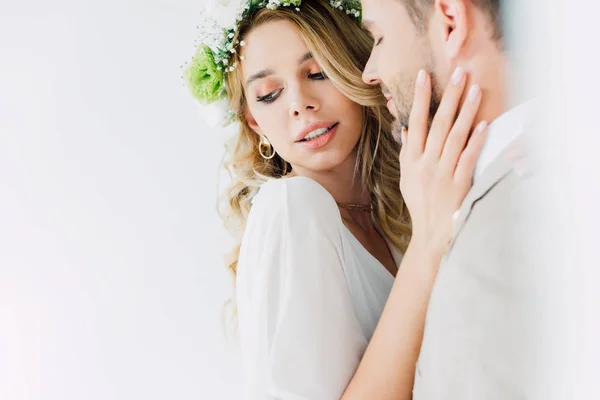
[1,0,242,398]
[1,0,599,399]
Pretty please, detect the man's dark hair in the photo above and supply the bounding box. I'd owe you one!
[402,0,502,40]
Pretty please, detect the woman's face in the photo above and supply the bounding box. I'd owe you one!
[241,19,364,174]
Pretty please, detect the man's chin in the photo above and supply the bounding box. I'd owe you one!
[390,90,410,128]
[387,98,399,119]
[391,120,403,144]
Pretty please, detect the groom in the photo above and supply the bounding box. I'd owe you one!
[360,0,544,398]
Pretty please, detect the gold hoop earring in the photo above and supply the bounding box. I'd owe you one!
[258,135,275,160]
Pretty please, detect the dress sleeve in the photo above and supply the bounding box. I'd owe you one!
[237,177,368,400]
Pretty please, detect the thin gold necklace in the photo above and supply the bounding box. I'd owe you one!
[337,202,373,213]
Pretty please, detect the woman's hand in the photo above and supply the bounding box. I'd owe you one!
[400,68,488,255]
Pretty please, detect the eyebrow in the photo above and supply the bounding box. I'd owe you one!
[298,51,314,64]
[246,69,274,87]
[245,52,315,87]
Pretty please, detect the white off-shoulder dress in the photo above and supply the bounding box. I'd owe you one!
[236,177,403,400]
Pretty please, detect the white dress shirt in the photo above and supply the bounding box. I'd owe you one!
[474,100,535,181]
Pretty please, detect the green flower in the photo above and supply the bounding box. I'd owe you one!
[184,44,225,104]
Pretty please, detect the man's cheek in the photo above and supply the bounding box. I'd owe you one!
[382,50,396,76]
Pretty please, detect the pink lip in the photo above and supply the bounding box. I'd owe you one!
[295,121,338,142]
[297,123,339,150]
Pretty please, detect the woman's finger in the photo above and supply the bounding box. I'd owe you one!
[439,84,482,173]
[453,120,488,184]
[406,69,431,157]
[424,67,467,160]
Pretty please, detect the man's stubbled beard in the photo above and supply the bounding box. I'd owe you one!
[391,120,403,144]
[393,71,443,132]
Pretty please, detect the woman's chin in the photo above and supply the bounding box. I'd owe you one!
[294,148,358,174]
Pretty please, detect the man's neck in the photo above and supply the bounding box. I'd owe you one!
[475,82,507,127]
[465,52,511,126]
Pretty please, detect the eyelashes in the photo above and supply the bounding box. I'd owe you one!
[256,71,328,104]
[308,72,327,80]
[257,89,282,104]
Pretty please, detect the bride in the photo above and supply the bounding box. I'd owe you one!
[184,0,486,397]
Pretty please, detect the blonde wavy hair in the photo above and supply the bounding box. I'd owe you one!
[219,0,412,279]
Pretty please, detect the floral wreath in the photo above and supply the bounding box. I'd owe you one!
[183,0,362,127]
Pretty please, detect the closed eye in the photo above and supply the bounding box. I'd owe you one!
[257,89,282,104]
[308,71,327,80]
[375,37,383,46]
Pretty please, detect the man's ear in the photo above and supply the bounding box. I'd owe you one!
[434,0,468,60]
[245,110,263,135]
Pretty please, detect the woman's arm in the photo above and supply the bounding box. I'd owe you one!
[342,68,488,400]
[342,240,444,399]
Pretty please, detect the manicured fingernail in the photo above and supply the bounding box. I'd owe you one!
[416,69,427,87]
[474,120,488,134]
[451,67,465,85]
[467,84,481,102]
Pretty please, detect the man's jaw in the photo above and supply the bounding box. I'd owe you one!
[387,98,399,118]
[391,120,403,144]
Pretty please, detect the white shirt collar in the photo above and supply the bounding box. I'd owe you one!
[474,100,535,181]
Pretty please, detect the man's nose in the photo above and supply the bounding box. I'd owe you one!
[362,54,380,85]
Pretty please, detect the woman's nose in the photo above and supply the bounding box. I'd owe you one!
[289,86,320,118]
